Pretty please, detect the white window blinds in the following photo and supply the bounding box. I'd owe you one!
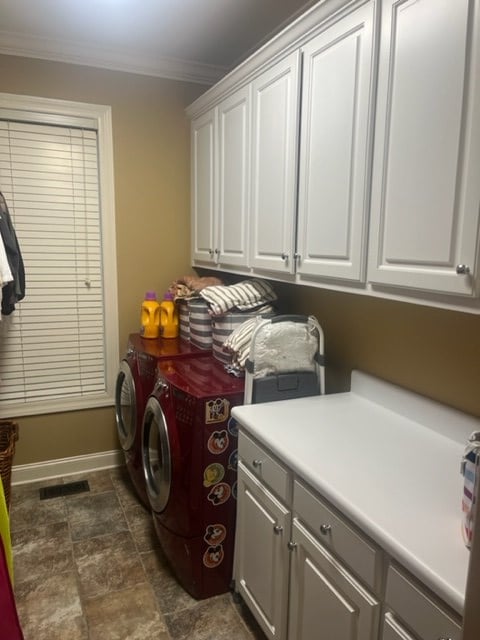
[0,95,118,417]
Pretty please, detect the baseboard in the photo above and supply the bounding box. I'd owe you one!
[11,449,124,485]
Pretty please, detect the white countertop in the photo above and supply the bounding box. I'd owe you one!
[231,371,478,615]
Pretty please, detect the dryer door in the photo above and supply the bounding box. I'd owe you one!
[115,360,137,451]
[142,394,171,513]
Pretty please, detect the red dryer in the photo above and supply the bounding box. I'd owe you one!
[142,356,244,599]
[115,333,210,507]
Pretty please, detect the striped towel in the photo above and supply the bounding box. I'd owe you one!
[223,316,266,371]
[199,279,277,316]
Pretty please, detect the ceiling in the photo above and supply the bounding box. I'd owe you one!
[0,0,316,85]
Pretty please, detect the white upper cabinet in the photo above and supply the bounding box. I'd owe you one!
[191,86,250,269]
[249,51,301,274]
[368,0,480,296]
[296,1,375,282]
[217,86,250,268]
[191,108,216,263]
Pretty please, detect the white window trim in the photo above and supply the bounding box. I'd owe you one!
[0,92,119,417]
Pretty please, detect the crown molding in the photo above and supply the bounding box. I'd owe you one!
[0,30,227,85]
[185,0,354,117]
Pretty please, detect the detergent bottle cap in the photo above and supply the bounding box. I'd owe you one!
[145,291,157,301]
[163,292,174,301]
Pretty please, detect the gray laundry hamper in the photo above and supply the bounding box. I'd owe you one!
[244,315,325,405]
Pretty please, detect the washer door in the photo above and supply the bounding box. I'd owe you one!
[142,395,171,513]
[115,360,137,451]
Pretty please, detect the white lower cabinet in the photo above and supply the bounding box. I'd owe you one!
[235,461,291,640]
[234,432,381,640]
[381,565,462,640]
[234,431,463,640]
[288,519,380,640]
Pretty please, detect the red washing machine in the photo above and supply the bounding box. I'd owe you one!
[115,333,210,508]
[142,356,244,599]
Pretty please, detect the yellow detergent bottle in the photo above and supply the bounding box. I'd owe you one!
[140,291,160,339]
[160,292,179,339]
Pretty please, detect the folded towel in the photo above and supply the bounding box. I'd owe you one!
[223,316,264,371]
[200,279,277,316]
[169,275,224,300]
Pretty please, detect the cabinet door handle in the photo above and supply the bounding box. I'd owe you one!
[320,523,332,535]
[208,248,214,256]
[281,252,289,261]
[287,541,297,551]
[456,264,470,274]
[273,525,283,535]
[252,459,263,468]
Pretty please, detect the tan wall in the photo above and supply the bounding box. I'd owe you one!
[0,54,205,465]
[1,54,480,469]
[273,282,480,418]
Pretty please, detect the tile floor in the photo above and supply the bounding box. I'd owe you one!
[9,466,266,640]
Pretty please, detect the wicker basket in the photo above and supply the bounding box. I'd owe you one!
[0,420,18,510]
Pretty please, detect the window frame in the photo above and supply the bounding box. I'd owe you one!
[0,92,119,417]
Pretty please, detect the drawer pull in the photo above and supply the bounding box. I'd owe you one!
[319,523,332,535]
[287,541,297,551]
[252,459,263,468]
[273,525,283,535]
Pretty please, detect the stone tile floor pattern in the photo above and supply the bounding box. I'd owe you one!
[10,466,266,640]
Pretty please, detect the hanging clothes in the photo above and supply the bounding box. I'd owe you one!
[0,192,25,315]
[0,233,13,289]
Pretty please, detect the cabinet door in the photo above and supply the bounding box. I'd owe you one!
[288,519,380,640]
[234,461,290,640]
[368,0,480,296]
[250,51,301,274]
[191,108,216,263]
[217,86,250,268]
[296,1,375,282]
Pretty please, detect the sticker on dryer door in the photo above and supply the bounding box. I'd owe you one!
[227,416,238,436]
[203,544,224,569]
[207,482,231,506]
[207,430,229,454]
[228,449,238,471]
[204,524,227,546]
[205,398,230,424]
[203,463,225,487]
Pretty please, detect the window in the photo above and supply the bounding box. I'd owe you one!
[0,93,118,417]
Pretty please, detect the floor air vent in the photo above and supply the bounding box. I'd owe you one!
[39,480,90,500]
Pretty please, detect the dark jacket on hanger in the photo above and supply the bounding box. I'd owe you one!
[0,192,25,315]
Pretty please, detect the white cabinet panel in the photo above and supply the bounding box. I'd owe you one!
[385,565,462,640]
[368,0,480,295]
[288,519,380,640]
[191,109,216,263]
[382,613,415,640]
[250,51,301,274]
[217,87,250,267]
[235,461,290,640]
[293,479,381,591]
[297,1,375,281]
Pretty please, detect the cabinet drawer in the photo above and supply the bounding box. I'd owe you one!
[293,479,381,591]
[385,565,461,640]
[238,431,291,502]
[382,612,415,640]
